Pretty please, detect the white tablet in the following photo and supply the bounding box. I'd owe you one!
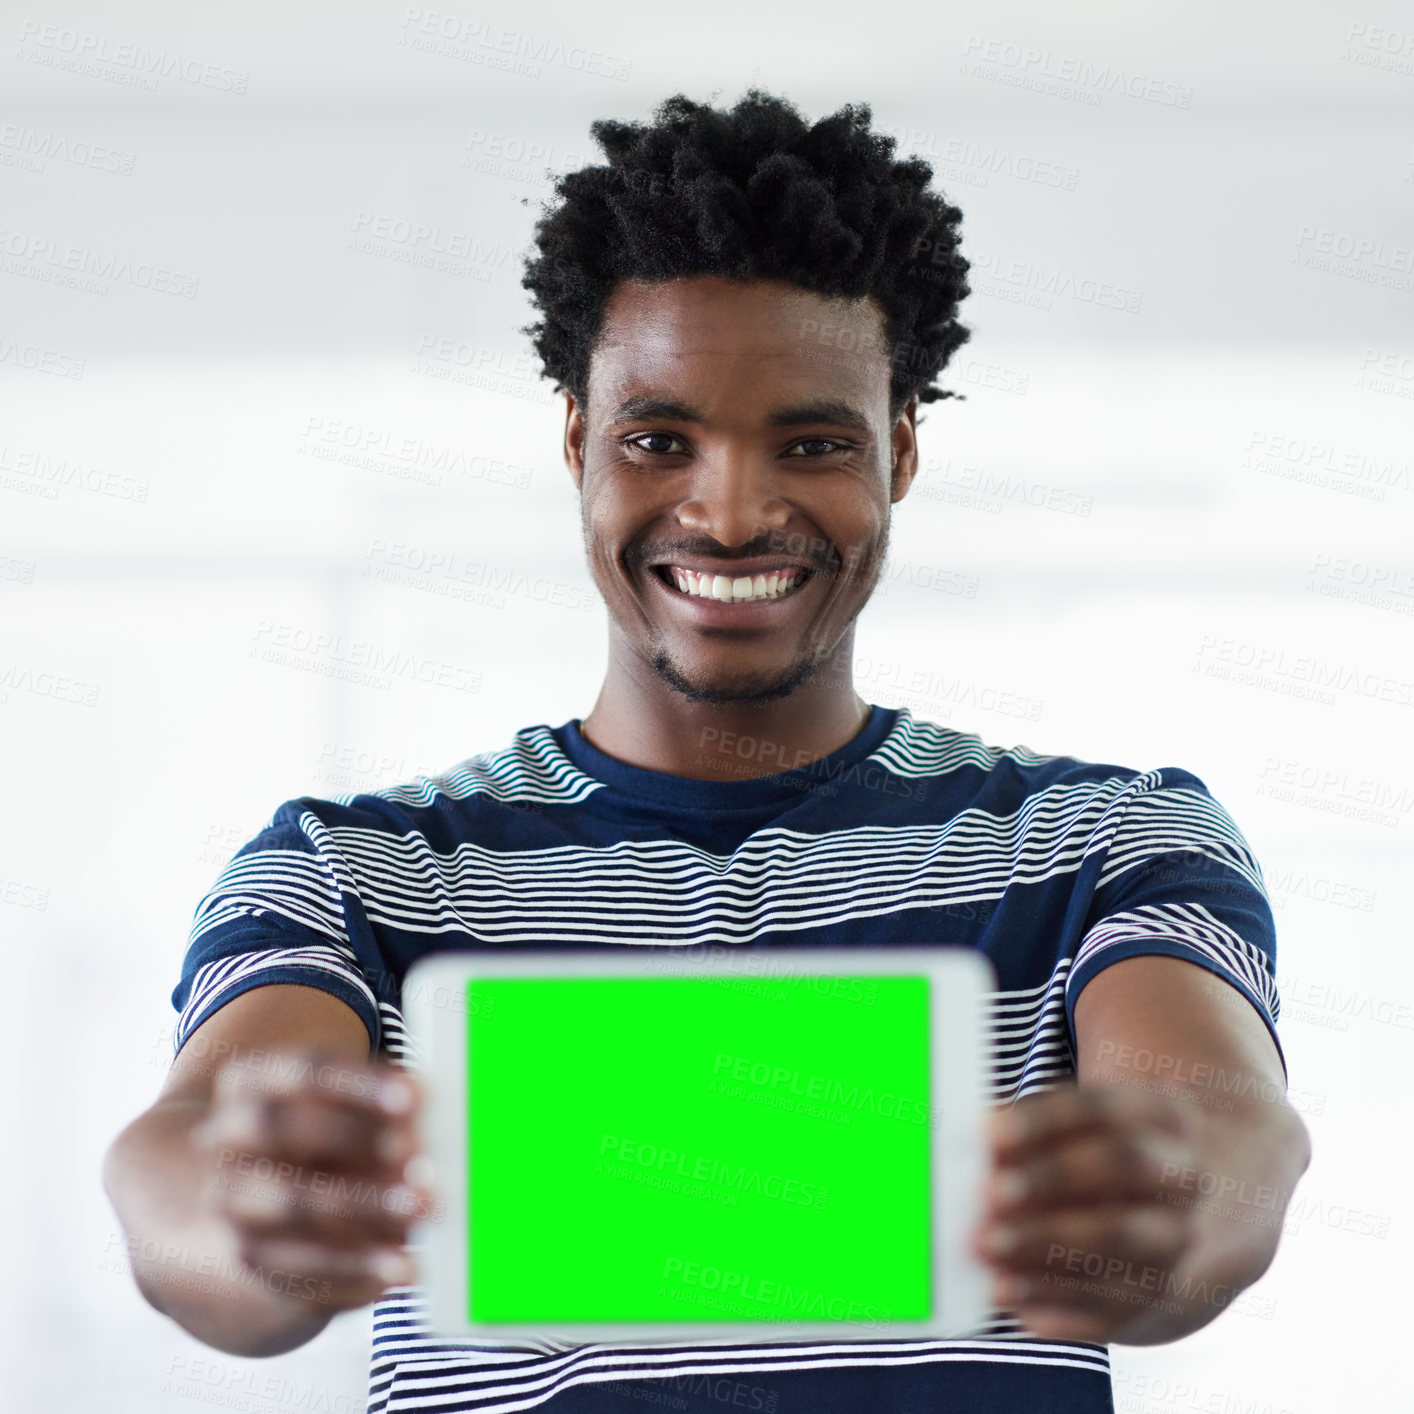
[402,944,995,1343]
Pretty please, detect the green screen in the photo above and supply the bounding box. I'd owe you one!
[465,974,932,1326]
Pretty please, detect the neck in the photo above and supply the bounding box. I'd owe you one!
[580,638,871,783]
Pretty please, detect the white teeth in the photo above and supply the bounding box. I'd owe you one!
[663,567,804,603]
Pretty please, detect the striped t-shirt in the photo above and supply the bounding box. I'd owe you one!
[170,704,1283,1414]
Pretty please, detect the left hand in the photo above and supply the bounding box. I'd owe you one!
[971,1084,1210,1343]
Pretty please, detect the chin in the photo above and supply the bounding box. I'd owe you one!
[650,650,819,707]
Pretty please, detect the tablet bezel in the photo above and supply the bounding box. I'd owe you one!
[402,944,994,1343]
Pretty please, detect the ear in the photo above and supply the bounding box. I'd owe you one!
[889,395,919,502]
[564,392,585,492]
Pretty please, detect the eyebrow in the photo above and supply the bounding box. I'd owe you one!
[606,395,873,437]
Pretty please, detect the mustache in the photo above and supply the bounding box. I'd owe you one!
[629,536,844,573]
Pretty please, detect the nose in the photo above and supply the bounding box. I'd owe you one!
[674,454,792,550]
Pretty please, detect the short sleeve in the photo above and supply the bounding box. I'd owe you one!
[170,799,383,1059]
[1065,767,1286,1081]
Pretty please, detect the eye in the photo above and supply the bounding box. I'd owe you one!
[623,432,686,455]
[786,437,849,457]
[621,433,851,457]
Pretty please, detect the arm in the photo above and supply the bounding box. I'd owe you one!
[101,984,432,1357]
[973,955,1312,1344]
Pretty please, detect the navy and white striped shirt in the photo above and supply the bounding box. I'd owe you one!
[170,704,1283,1414]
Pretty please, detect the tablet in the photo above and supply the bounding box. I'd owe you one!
[402,944,995,1343]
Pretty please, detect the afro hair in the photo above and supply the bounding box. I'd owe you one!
[518,87,971,424]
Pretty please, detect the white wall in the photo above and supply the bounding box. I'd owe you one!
[4,4,1410,1410]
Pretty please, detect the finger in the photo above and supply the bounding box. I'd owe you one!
[216,1169,436,1246]
[198,1047,425,1166]
[999,1302,1115,1344]
[988,1085,1191,1162]
[986,1213,1192,1342]
[980,1204,1191,1291]
[210,1050,423,1118]
[235,1235,417,1311]
[197,1091,418,1178]
[985,1130,1196,1216]
[996,1264,1179,1342]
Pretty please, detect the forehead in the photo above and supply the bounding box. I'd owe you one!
[587,276,891,406]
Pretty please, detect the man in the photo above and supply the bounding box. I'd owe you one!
[103,88,1311,1413]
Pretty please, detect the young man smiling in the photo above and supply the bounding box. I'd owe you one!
[104,89,1311,1413]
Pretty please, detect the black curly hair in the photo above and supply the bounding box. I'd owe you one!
[518,86,971,426]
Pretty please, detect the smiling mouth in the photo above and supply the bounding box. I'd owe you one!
[652,564,813,605]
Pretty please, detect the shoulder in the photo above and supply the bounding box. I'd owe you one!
[877,706,1163,802]
[268,721,604,839]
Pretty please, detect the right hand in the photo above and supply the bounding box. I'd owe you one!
[190,1045,438,1315]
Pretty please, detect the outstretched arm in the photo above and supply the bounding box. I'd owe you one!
[972,954,1312,1344]
[102,984,431,1357]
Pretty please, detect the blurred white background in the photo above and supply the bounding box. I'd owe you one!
[3,2,1411,1410]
